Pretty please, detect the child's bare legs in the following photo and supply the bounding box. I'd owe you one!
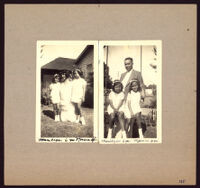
[73,102,86,125]
[136,112,143,138]
[117,111,125,131]
[109,113,115,129]
[73,102,81,123]
[53,104,60,121]
[107,113,115,138]
[125,118,131,137]
[118,111,126,138]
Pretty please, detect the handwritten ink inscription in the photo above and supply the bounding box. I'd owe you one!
[39,137,97,143]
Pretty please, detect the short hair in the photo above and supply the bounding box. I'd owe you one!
[65,70,72,78]
[59,71,67,82]
[124,57,133,63]
[129,79,141,92]
[72,68,84,78]
[112,80,123,93]
[52,73,59,83]
[59,71,66,76]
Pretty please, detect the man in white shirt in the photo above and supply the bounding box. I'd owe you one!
[120,57,145,100]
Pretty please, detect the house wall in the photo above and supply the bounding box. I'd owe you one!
[77,47,93,81]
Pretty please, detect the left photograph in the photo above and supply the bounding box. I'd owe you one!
[36,41,98,143]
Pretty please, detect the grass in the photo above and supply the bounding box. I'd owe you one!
[41,105,156,139]
[41,105,93,137]
[104,111,157,138]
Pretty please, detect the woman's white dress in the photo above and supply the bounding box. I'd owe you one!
[71,78,87,103]
[59,79,76,122]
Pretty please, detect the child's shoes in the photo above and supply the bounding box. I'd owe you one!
[57,115,60,122]
[115,130,122,139]
[122,131,127,139]
[80,116,86,125]
[107,128,112,139]
[75,119,79,123]
[138,128,144,139]
[75,115,80,123]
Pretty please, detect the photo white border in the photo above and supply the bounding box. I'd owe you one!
[36,40,99,143]
[99,40,162,144]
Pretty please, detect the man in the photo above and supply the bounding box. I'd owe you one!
[120,57,145,100]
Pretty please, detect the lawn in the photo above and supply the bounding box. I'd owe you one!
[104,109,157,139]
[41,105,93,137]
[41,105,156,139]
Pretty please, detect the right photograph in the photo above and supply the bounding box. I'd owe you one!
[99,41,162,144]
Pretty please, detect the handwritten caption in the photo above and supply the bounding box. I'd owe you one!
[39,137,97,143]
[101,138,159,144]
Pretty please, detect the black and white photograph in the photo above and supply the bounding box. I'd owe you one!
[99,41,162,144]
[36,41,98,142]
[4,4,196,185]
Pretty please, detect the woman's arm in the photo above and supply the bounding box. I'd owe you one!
[82,81,87,102]
[80,79,86,102]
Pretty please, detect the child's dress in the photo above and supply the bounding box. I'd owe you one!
[71,78,87,103]
[124,91,141,118]
[107,91,125,114]
[49,82,60,104]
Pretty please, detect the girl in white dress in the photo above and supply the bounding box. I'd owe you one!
[107,80,126,139]
[125,79,144,138]
[49,74,60,121]
[71,69,87,125]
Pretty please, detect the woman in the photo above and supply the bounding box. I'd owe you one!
[59,70,76,122]
[71,68,87,125]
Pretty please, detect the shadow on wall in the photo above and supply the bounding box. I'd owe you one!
[82,85,93,108]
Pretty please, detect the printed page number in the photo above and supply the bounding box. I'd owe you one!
[179,179,185,184]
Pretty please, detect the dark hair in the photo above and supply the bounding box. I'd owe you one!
[59,71,67,82]
[129,79,141,92]
[52,74,59,83]
[72,68,84,78]
[65,70,72,79]
[124,57,133,63]
[112,80,123,93]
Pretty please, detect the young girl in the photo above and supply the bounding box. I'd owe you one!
[125,79,144,138]
[71,68,87,125]
[49,73,60,122]
[107,80,126,139]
